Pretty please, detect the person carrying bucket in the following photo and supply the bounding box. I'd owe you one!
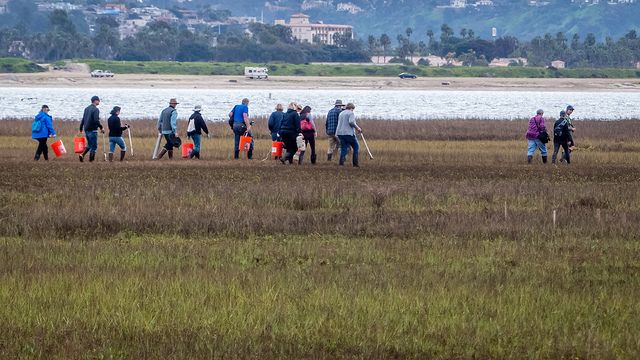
[278,102,301,164]
[107,106,129,162]
[229,98,253,159]
[325,100,344,161]
[31,105,56,161]
[156,98,179,160]
[336,103,362,167]
[78,96,104,162]
[268,104,285,140]
[186,105,209,159]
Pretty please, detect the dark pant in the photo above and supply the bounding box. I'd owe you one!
[233,123,253,159]
[552,139,570,164]
[163,134,174,151]
[280,131,298,164]
[338,135,359,166]
[302,131,316,164]
[34,138,48,160]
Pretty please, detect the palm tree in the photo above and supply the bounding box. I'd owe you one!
[379,33,390,62]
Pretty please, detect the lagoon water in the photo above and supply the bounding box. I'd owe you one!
[1,87,639,121]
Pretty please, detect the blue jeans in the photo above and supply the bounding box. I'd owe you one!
[109,136,126,153]
[338,135,359,166]
[85,131,98,153]
[192,134,201,153]
[527,139,547,157]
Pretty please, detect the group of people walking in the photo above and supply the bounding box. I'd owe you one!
[525,105,576,165]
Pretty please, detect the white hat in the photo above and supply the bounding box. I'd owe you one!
[193,105,202,112]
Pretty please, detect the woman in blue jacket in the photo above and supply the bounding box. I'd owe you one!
[31,105,56,161]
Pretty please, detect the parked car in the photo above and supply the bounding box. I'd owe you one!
[398,72,417,79]
[91,70,114,78]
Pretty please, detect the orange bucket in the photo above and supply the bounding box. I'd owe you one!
[182,143,194,158]
[239,134,252,151]
[271,141,284,157]
[51,139,66,158]
[74,136,86,154]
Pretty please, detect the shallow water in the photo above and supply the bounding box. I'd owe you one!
[1,87,639,121]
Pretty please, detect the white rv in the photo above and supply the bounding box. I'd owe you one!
[244,67,268,79]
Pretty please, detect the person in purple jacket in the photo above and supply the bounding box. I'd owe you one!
[525,109,548,164]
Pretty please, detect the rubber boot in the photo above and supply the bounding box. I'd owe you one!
[353,152,359,167]
[108,153,114,162]
[542,156,547,164]
[189,150,195,159]
[157,148,167,159]
[234,150,239,159]
[311,153,317,164]
[327,153,332,161]
[120,151,126,161]
[79,148,89,162]
[339,157,345,166]
[195,152,200,159]
[527,155,533,164]
[34,153,40,161]
[247,149,253,160]
[168,150,173,160]
[43,151,48,161]
[89,152,95,162]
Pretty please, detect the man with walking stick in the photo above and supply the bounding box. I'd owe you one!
[78,95,104,162]
[335,103,363,167]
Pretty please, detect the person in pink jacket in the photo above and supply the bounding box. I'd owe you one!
[525,109,548,164]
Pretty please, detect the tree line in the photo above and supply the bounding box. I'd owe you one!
[1,8,639,68]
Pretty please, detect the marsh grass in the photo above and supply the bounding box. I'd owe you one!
[0,120,639,358]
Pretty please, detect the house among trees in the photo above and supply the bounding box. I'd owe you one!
[489,57,528,67]
[551,60,566,68]
[274,13,353,46]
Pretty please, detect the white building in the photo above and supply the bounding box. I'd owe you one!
[489,57,528,67]
[551,60,566,69]
[337,2,364,13]
[275,13,353,46]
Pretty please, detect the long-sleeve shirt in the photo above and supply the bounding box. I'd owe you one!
[108,115,128,137]
[188,112,209,136]
[80,104,102,132]
[553,118,571,141]
[279,109,301,134]
[525,115,546,140]
[325,106,342,136]
[268,111,285,133]
[159,106,177,135]
[31,111,56,139]
[335,110,358,136]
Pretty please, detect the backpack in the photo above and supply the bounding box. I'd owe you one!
[187,117,196,136]
[32,114,43,133]
[554,119,566,138]
[300,117,314,132]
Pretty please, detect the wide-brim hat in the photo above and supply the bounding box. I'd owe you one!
[169,98,179,105]
[193,105,202,112]
[172,136,182,148]
[334,99,344,106]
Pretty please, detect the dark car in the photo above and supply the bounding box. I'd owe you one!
[399,72,417,79]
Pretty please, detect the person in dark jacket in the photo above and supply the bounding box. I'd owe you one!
[299,105,317,165]
[78,95,104,162]
[279,102,301,164]
[107,106,129,162]
[31,105,56,161]
[268,103,285,141]
[186,105,209,159]
[552,110,571,165]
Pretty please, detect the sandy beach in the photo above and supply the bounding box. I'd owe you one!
[1,68,640,91]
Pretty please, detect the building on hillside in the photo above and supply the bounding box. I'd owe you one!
[370,55,463,67]
[274,13,353,46]
[0,0,7,14]
[228,16,258,24]
[489,57,528,67]
[337,2,364,13]
[551,60,566,69]
[302,0,332,10]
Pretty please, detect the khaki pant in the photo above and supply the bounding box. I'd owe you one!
[327,135,340,155]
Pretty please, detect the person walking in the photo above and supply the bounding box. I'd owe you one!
[156,98,179,160]
[525,109,548,164]
[325,99,344,161]
[299,106,317,164]
[552,110,571,165]
[229,98,253,159]
[186,105,209,159]
[107,106,129,162]
[563,105,576,162]
[31,105,56,161]
[279,102,301,164]
[78,95,104,162]
[268,104,285,141]
[336,103,362,167]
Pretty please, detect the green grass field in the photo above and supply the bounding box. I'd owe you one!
[1,119,639,358]
[0,58,46,73]
[81,59,640,78]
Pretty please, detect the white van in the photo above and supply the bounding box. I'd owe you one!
[244,67,268,79]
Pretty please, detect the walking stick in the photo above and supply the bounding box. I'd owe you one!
[152,133,162,159]
[102,131,107,161]
[127,127,134,156]
[360,132,374,160]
